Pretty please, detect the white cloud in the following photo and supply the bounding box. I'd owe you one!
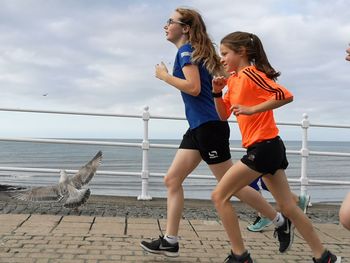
[0,0,349,139]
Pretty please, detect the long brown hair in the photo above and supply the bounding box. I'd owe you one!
[221,31,280,80]
[175,8,222,75]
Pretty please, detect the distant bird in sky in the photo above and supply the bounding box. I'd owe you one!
[42,93,48,97]
[5,151,102,209]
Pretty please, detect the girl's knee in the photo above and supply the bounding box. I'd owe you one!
[211,189,222,206]
[163,174,180,190]
[211,189,229,210]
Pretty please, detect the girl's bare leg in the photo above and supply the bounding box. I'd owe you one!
[164,149,201,236]
[209,160,277,220]
[262,170,325,258]
[211,161,261,255]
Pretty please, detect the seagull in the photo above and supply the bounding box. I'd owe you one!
[8,150,102,209]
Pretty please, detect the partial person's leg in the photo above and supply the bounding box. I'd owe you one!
[339,192,350,230]
[261,176,304,208]
[235,186,278,220]
[262,170,325,259]
[165,149,202,236]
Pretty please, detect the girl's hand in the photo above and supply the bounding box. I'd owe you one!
[155,62,169,80]
[346,46,350,61]
[230,104,255,116]
[212,76,227,93]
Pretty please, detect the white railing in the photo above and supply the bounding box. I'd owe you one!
[0,106,350,200]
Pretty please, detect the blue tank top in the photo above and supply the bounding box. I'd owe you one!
[173,43,220,129]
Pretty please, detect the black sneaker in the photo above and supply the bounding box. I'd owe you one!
[312,250,341,263]
[140,235,179,257]
[273,216,294,253]
[223,250,253,263]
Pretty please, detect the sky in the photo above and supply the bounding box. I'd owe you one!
[0,0,349,141]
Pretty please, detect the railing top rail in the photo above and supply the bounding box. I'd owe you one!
[1,107,350,130]
[0,107,141,119]
[0,137,142,147]
[309,123,350,129]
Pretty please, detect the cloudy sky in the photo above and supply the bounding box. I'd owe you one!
[0,0,349,140]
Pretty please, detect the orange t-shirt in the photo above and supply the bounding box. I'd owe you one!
[223,66,293,148]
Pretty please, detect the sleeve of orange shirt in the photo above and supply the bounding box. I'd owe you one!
[244,68,293,101]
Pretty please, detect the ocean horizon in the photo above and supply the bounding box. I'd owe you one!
[0,139,349,203]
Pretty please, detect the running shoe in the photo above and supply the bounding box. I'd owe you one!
[298,194,311,213]
[273,216,294,253]
[223,250,253,263]
[140,235,179,257]
[312,250,341,263]
[247,216,272,232]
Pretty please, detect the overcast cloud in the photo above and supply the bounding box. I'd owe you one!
[0,0,349,140]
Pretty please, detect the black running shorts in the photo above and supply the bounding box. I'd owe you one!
[241,136,289,175]
[179,121,231,165]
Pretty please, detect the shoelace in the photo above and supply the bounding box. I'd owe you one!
[251,216,261,225]
[273,224,286,240]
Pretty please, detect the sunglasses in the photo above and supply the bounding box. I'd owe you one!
[166,18,188,26]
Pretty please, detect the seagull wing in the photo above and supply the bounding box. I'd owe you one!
[9,185,64,202]
[0,184,26,192]
[63,184,91,208]
[69,151,102,189]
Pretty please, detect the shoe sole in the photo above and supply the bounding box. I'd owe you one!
[140,243,179,257]
[280,224,295,253]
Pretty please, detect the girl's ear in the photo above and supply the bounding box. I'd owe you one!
[182,25,190,34]
[238,46,247,57]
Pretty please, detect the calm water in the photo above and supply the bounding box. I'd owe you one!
[0,139,349,203]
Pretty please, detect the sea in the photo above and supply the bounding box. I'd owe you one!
[0,139,349,203]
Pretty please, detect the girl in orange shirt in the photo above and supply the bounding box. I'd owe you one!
[212,31,340,263]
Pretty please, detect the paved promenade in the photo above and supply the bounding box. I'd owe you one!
[0,195,349,263]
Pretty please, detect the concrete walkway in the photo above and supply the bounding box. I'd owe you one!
[0,213,349,263]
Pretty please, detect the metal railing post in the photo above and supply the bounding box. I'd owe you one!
[138,106,152,200]
[300,113,310,196]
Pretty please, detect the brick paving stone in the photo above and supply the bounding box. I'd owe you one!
[0,196,349,262]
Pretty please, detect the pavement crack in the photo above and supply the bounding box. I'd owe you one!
[187,218,203,244]
[49,215,63,233]
[124,212,128,235]
[11,214,31,234]
[88,216,96,233]
[157,218,164,236]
